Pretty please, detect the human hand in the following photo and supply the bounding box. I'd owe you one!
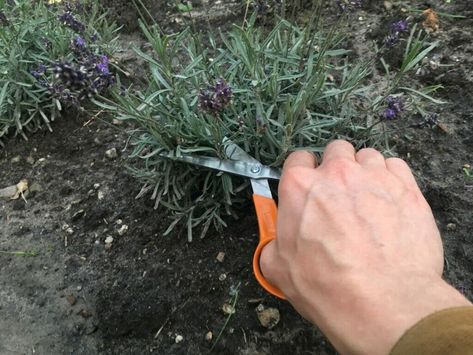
[260,140,471,355]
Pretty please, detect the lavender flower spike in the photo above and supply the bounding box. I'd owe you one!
[382,95,404,120]
[391,20,409,34]
[59,11,85,33]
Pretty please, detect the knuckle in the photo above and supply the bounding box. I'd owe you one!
[279,168,303,195]
[324,158,354,175]
[386,157,409,168]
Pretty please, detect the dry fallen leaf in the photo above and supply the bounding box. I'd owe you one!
[0,179,29,200]
[423,8,440,33]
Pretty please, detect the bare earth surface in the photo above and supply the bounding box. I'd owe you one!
[1,1,472,354]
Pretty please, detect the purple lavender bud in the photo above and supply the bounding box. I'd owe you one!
[198,79,233,115]
[383,19,410,48]
[96,55,110,75]
[58,11,85,33]
[90,33,98,42]
[382,96,405,120]
[74,35,86,48]
[31,64,47,79]
[386,96,404,114]
[383,108,397,120]
[391,20,409,34]
[383,33,399,48]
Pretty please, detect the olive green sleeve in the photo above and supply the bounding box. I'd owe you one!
[390,307,473,355]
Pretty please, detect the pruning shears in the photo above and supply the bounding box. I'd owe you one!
[161,138,285,299]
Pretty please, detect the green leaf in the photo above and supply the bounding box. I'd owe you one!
[177,2,193,13]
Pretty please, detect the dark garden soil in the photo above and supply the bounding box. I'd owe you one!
[1,1,472,354]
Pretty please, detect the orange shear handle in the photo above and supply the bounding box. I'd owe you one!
[252,194,286,299]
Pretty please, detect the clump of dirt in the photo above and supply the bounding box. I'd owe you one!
[0,1,472,354]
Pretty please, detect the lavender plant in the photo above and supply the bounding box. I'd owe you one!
[100,6,440,240]
[0,0,119,146]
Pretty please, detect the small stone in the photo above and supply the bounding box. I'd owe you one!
[105,236,114,244]
[447,223,457,231]
[93,183,100,190]
[115,219,123,225]
[66,294,77,306]
[218,273,227,281]
[11,156,21,163]
[37,158,46,163]
[105,148,118,159]
[98,190,105,200]
[26,155,35,165]
[175,335,184,343]
[29,182,43,192]
[383,1,393,10]
[117,224,128,236]
[76,285,82,291]
[112,119,123,125]
[66,227,74,235]
[77,308,92,318]
[216,252,225,263]
[222,303,236,315]
[256,305,280,329]
[205,331,213,341]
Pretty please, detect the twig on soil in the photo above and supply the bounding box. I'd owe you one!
[83,109,105,127]
[154,299,190,339]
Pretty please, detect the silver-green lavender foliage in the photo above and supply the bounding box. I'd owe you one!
[0,0,119,145]
[102,13,440,240]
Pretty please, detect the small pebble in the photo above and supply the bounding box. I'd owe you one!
[98,190,105,200]
[216,252,225,263]
[11,156,21,163]
[105,148,118,160]
[77,285,82,291]
[77,308,92,318]
[384,1,393,10]
[447,223,457,231]
[65,294,77,306]
[222,303,236,315]
[175,335,184,344]
[205,331,213,341]
[105,236,114,244]
[112,119,123,125]
[218,273,227,281]
[66,227,74,235]
[115,219,123,225]
[26,156,35,165]
[117,224,128,236]
[256,305,280,329]
[29,182,43,194]
[93,183,100,189]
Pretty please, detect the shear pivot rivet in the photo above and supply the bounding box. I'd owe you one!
[251,165,262,174]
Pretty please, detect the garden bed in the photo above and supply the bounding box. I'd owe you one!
[0,1,472,354]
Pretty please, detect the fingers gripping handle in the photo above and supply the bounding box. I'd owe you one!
[252,194,286,300]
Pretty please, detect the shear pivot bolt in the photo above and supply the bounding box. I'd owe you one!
[251,165,262,174]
